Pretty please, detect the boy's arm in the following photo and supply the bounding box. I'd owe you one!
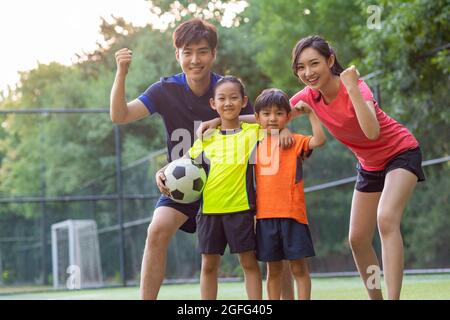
[307,111,326,150]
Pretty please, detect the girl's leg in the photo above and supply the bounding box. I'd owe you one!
[266,261,283,300]
[349,190,383,300]
[289,259,311,300]
[238,251,262,300]
[280,260,295,300]
[200,254,221,300]
[377,168,417,300]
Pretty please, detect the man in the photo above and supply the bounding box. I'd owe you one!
[110,18,256,299]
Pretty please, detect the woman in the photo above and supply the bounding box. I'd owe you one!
[289,35,425,300]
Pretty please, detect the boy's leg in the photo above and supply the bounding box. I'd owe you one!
[238,251,262,300]
[140,206,188,300]
[266,260,283,300]
[200,254,221,300]
[289,259,311,300]
[349,190,383,300]
[377,168,417,300]
[280,260,295,300]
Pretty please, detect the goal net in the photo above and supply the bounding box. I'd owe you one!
[51,219,103,289]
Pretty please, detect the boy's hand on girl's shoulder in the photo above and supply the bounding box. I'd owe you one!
[279,127,295,149]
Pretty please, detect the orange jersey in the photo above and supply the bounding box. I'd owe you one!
[255,133,312,224]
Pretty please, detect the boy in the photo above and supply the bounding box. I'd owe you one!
[254,88,326,300]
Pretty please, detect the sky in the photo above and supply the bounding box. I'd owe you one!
[0,0,152,92]
[0,0,248,94]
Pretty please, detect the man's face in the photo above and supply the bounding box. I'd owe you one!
[176,39,216,83]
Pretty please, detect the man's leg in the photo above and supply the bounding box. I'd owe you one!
[140,206,188,300]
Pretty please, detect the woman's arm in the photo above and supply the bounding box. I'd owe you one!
[340,66,380,140]
[308,111,327,149]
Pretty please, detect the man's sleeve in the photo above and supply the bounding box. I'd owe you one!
[137,81,164,115]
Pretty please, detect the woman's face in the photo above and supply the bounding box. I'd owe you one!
[295,47,335,90]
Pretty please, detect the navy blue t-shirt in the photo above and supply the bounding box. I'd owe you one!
[138,72,254,161]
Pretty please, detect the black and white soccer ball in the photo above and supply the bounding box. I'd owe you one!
[164,158,207,204]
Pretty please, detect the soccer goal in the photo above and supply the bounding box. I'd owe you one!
[51,219,103,289]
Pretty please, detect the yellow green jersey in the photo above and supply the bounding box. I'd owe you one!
[188,122,262,214]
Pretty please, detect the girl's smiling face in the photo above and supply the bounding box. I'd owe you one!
[295,47,335,90]
[210,81,247,121]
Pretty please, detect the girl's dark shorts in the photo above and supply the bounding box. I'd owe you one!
[196,211,256,255]
[256,218,315,262]
[355,147,426,193]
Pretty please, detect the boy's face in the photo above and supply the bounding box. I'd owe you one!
[255,105,291,131]
[176,39,216,83]
[210,82,247,121]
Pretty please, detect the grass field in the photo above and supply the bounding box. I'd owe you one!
[1,274,450,300]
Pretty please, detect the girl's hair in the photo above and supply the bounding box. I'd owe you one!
[291,35,344,78]
[254,89,291,114]
[173,18,218,50]
[213,76,246,98]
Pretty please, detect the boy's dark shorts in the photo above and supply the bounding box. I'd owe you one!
[256,218,315,262]
[155,195,200,233]
[196,211,256,255]
[355,147,426,193]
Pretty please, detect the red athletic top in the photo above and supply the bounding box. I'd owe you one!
[290,80,418,171]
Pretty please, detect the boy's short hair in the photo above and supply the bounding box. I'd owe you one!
[254,89,291,114]
[173,18,218,50]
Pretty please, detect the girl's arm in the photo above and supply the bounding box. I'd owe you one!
[340,66,380,140]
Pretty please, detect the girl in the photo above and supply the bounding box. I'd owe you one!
[289,35,425,300]
[188,76,262,299]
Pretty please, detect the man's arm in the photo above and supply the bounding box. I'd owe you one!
[110,48,150,124]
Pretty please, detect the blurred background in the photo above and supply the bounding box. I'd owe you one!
[0,0,448,291]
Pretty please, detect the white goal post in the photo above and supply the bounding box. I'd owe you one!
[51,219,103,289]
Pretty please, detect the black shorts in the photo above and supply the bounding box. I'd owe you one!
[355,147,426,193]
[196,211,256,255]
[256,218,315,262]
[155,195,200,233]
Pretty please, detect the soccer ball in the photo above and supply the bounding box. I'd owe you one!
[164,158,207,204]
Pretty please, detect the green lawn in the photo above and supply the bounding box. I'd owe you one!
[1,274,449,300]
